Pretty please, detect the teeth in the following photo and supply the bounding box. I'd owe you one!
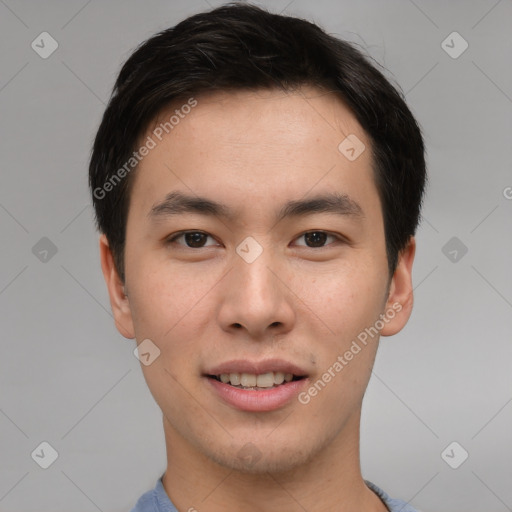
[240,373,257,387]
[274,372,285,385]
[217,371,299,387]
[229,373,241,386]
[256,372,274,388]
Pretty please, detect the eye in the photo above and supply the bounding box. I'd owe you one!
[166,231,219,248]
[293,231,340,248]
[166,230,343,250]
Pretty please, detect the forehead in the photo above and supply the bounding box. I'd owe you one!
[130,87,378,219]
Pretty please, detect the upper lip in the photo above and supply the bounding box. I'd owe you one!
[204,359,308,377]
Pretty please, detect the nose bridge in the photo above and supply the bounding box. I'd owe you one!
[235,241,280,310]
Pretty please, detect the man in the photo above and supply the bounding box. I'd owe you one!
[89,3,425,511]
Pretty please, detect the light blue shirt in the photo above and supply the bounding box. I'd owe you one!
[130,476,420,511]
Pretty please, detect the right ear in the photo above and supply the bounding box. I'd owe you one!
[99,234,135,339]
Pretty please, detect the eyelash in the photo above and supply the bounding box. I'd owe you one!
[165,230,345,249]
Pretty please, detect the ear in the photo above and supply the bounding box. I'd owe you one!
[99,234,135,339]
[380,236,416,337]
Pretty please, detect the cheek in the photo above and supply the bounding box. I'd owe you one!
[127,255,214,337]
[294,264,386,401]
[297,262,385,334]
[297,273,383,415]
[129,266,212,415]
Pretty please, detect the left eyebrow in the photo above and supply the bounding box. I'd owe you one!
[275,193,364,222]
[147,191,364,223]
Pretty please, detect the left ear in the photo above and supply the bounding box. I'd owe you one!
[380,236,416,336]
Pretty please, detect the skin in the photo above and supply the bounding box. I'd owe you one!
[100,87,415,511]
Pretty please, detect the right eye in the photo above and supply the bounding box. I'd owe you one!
[165,231,220,248]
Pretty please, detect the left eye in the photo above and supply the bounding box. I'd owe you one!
[294,231,339,248]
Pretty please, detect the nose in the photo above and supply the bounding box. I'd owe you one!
[216,246,295,340]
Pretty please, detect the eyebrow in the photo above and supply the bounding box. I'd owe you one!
[148,191,364,223]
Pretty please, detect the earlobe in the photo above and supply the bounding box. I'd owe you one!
[99,234,135,339]
[380,237,416,337]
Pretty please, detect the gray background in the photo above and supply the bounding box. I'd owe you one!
[1,1,511,511]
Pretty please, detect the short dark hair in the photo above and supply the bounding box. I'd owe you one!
[89,2,426,282]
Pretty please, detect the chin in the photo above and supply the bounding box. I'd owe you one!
[204,437,321,475]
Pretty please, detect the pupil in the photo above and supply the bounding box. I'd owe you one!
[186,232,206,247]
[305,231,327,247]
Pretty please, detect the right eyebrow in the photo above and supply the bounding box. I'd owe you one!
[148,191,236,222]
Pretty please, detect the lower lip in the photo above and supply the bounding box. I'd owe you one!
[206,376,308,412]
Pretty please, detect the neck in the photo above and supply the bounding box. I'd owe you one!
[161,410,388,512]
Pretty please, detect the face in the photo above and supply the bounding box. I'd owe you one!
[100,87,415,474]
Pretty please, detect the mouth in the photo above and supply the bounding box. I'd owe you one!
[207,372,305,390]
[203,360,309,412]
